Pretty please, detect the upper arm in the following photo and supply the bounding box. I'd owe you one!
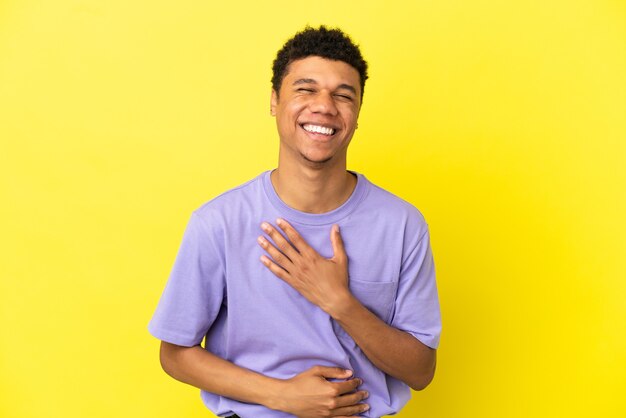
[149,212,226,347]
[390,226,442,350]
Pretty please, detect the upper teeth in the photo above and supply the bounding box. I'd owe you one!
[303,124,335,135]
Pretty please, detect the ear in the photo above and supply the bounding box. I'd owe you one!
[270,89,278,116]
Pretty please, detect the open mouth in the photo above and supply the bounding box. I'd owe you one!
[301,123,336,136]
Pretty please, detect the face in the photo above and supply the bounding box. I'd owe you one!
[270,56,361,167]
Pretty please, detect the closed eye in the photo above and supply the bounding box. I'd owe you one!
[335,94,354,101]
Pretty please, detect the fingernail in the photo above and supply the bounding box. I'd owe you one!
[257,236,265,245]
[261,222,270,231]
[276,218,284,225]
[363,391,369,399]
[345,369,353,376]
[363,404,370,411]
[334,224,340,233]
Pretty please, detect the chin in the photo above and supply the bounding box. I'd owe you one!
[301,154,333,165]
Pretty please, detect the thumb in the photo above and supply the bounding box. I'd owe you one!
[313,365,353,379]
[330,224,347,263]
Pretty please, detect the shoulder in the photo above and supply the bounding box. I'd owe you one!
[357,174,431,256]
[193,172,265,219]
[183,172,266,238]
[361,175,428,228]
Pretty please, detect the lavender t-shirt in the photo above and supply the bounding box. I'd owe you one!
[149,170,441,418]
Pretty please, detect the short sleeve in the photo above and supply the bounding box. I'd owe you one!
[148,211,225,347]
[389,228,441,349]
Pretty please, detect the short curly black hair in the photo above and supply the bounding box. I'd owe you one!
[271,26,369,100]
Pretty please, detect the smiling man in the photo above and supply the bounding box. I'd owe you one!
[149,26,441,418]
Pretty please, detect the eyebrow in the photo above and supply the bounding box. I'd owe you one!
[292,78,357,95]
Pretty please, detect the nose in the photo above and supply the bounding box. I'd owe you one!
[309,90,338,116]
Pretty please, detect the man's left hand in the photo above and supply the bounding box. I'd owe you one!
[258,218,350,314]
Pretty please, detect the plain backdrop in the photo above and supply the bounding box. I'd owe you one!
[1,1,625,417]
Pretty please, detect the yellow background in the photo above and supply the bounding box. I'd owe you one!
[1,0,625,417]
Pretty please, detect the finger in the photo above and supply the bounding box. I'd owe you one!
[261,222,299,260]
[331,402,370,417]
[260,255,292,283]
[331,377,362,395]
[330,224,347,264]
[276,218,315,257]
[333,390,369,408]
[258,235,293,268]
[312,366,353,380]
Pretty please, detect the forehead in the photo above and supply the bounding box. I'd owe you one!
[281,56,361,92]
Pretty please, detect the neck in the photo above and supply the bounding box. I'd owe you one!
[271,162,357,214]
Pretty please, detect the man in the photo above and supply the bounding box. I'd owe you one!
[149,26,441,418]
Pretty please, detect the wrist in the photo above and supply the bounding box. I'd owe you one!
[325,289,360,322]
[260,377,287,412]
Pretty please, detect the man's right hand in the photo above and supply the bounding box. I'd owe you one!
[159,343,369,417]
[272,366,370,418]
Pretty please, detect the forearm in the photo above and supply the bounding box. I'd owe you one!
[159,341,368,417]
[329,295,436,390]
[159,341,282,410]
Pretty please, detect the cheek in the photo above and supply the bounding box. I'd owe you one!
[342,110,359,125]
[282,103,308,125]
[289,99,308,112]
[339,103,359,117]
